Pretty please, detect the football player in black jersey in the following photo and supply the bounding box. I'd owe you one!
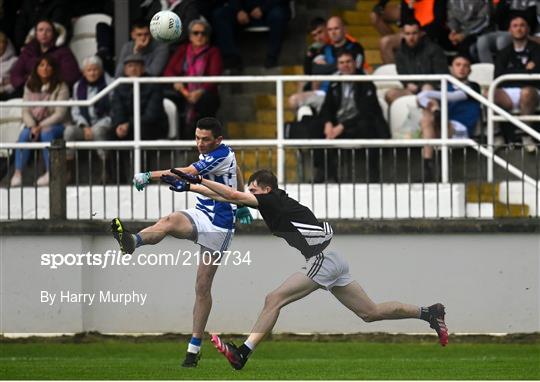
[162,168,448,370]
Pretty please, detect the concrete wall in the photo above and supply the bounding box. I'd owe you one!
[1,232,538,335]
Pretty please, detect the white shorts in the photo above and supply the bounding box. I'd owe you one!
[182,208,234,253]
[502,87,540,110]
[450,120,469,139]
[302,251,353,290]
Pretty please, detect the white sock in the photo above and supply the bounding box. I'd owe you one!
[244,340,256,351]
[187,343,201,354]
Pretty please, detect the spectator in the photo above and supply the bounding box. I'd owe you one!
[114,19,169,78]
[112,53,168,140]
[477,1,538,64]
[446,0,491,59]
[379,0,449,64]
[10,19,80,96]
[370,0,400,37]
[494,15,540,152]
[141,0,201,48]
[10,55,69,187]
[316,50,390,182]
[213,0,290,70]
[13,0,70,53]
[163,19,223,139]
[288,16,329,113]
[0,32,18,100]
[385,19,449,106]
[417,55,481,180]
[314,16,366,76]
[64,56,113,175]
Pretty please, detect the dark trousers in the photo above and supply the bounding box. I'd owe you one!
[212,1,289,60]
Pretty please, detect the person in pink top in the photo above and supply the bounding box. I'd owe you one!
[163,19,223,139]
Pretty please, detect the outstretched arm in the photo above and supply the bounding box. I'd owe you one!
[200,178,259,207]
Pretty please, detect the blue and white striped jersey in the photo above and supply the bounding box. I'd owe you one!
[191,144,237,229]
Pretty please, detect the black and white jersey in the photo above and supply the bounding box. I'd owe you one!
[255,189,333,259]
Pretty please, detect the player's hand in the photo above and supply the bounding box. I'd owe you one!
[133,171,151,191]
[235,206,253,225]
[170,168,202,184]
[160,174,190,192]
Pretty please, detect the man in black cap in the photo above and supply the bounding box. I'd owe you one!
[111,53,168,140]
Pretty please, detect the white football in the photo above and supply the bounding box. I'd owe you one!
[149,11,182,42]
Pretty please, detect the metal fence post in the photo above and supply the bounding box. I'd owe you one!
[276,78,284,184]
[49,139,66,220]
[441,77,449,183]
[133,81,141,174]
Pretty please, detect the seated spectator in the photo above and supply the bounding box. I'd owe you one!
[494,15,540,152]
[163,19,223,139]
[314,16,366,76]
[64,56,113,178]
[446,0,491,59]
[213,0,290,69]
[316,51,390,182]
[477,1,538,64]
[112,53,168,140]
[115,19,169,78]
[141,0,201,48]
[0,32,18,100]
[380,0,449,64]
[417,55,481,181]
[385,19,449,106]
[370,0,401,37]
[13,0,70,53]
[10,19,80,96]
[10,56,69,187]
[288,17,329,114]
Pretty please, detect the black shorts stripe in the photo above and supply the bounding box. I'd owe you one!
[307,253,325,278]
[306,254,323,278]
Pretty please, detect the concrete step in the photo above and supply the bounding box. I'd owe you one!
[237,149,299,182]
[366,49,382,65]
[256,109,296,124]
[282,65,304,75]
[357,35,380,50]
[356,0,378,11]
[347,25,378,37]
[255,94,291,109]
[341,10,373,25]
[227,122,277,139]
[494,201,530,218]
[466,183,530,217]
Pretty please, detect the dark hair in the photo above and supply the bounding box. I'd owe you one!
[309,17,326,32]
[451,54,472,64]
[336,50,354,60]
[509,12,530,27]
[26,55,62,93]
[196,117,223,138]
[34,19,59,42]
[248,169,278,190]
[401,16,421,28]
[131,18,149,31]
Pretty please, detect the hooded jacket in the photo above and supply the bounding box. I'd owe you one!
[0,38,18,94]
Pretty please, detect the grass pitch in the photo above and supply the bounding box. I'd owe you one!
[1,334,539,380]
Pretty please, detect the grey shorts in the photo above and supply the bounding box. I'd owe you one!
[302,251,353,290]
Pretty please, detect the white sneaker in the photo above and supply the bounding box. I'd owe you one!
[36,172,49,186]
[10,173,22,187]
[522,136,537,153]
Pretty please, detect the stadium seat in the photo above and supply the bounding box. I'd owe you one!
[163,98,178,139]
[72,14,112,41]
[389,95,420,138]
[469,63,494,90]
[0,98,24,157]
[69,38,98,67]
[372,63,403,91]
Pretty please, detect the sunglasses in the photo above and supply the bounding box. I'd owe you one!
[191,30,207,36]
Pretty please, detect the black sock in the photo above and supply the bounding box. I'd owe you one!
[419,306,430,322]
[238,344,252,359]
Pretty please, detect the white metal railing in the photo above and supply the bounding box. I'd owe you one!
[487,74,540,182]
[1,74,539,184]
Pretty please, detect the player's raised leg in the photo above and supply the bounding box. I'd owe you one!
[111,212,194,254]
[330,281,448,346]
[211,272,320,370]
